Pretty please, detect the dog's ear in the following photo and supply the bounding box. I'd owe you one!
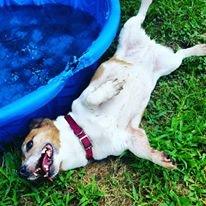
[29,118,53,129]
[29,118,44,129]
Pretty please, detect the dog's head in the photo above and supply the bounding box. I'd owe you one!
[20,118,61,181]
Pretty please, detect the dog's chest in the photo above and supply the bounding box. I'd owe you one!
[74,67,154,129]
[100,68,154,113]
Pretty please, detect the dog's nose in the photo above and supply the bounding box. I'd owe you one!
[19,165,30,178]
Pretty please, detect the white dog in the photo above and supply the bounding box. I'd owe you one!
[20,0,206,180]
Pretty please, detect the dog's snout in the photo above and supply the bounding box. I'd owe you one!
[19,165,30,178]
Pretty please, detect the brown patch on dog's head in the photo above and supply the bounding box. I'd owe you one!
[20,118,61,181]
[82,159,132,206]
[24,118,60,150]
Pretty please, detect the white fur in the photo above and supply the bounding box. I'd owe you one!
[52,0,206,172]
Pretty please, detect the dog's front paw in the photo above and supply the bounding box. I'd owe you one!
[111,78,125,96]
[193,44,206,56]
[161,152,177,169]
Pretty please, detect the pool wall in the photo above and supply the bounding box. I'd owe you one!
[0,0,120,148]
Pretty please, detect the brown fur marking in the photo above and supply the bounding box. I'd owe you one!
[110,56,132,67]
[91,65,105,81]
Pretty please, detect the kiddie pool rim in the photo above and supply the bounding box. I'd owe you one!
[0,0,120,126]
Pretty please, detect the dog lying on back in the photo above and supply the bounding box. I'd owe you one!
[20,0,206,180]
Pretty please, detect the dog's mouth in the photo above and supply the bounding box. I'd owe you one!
[33,143,54,180]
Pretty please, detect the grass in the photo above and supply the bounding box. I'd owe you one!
[0,0,206,205]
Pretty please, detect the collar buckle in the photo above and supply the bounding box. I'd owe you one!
[85,146,92,150]
[76,130,84,137]
[79,134,87,141]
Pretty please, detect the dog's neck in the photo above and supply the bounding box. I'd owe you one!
[53,115,88,171]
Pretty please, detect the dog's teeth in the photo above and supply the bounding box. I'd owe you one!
[48,177,53,182]
[44,173,48,177]
[33,172,38,177]
[35,168,41,172]
[42,148,46,154]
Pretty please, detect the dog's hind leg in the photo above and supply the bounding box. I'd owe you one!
[125,0,153,26]
[136,0,153,24]
[116,0,153,59]
[118,0,153,36]
[127,127,176,169]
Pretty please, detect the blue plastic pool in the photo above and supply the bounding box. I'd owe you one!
[0,0,120,149]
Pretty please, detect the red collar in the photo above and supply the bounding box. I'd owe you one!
[64,114,93,160]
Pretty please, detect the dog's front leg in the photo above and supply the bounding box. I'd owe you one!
[127,127,176,169]
[155,44,206,77]
[84,79,125,108]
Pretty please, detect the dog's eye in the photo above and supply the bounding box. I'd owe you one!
[26,140,33,152]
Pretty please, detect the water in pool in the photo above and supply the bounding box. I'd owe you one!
[0,4,100,108]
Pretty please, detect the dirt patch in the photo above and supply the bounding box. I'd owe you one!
[83,158,134,206]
